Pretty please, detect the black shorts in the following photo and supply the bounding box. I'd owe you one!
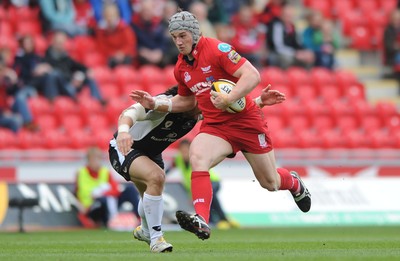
[108,140,164,181]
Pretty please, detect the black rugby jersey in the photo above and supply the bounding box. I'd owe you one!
[113,110,198,156]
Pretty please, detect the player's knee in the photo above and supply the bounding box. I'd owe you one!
[146,171,165,189]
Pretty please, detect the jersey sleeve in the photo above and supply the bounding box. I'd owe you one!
[174,63,193,97]
[216,43,247,76]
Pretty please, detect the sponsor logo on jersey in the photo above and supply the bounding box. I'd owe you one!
[218,43,231,52]
[162,121,173,130]
[206,76,215,82]
[193,198,205,205]
[258,133,267,148]
[189,81,212,94]
[184,72,191,82]
[201,65,212,74]
[167,132,178,138]
[228,50,241,64]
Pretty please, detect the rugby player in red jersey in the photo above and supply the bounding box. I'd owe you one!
[130,10,311,240]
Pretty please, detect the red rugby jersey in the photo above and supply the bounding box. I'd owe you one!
[174,37,259,124]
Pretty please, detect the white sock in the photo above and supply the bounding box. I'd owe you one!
[143,193,163,245]
[138,198,149,236]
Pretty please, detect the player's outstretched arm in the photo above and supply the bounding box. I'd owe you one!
[116,104,146,155]
[254,85,286,108]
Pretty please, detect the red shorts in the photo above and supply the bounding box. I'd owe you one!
[199,110,273,154]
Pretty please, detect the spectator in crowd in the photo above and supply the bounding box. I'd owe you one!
[90,0,132,25]
[131,0,166,67]
[0,57,37,132]
[167,139,240,229]
[201,0,228,25]
[39,0,87,37]
[231,3,266,68]
[215,23,234,43]
[160,0,180,66]
[14,35,53,100]
[267,4,314,69]
[45,31,106,104]
[302,11,339,70]
[75,146,140,228]
[189,1,217,39]
[73,0,96,30]
[383,9,400,75]
[258,0,286,25]
[93,3,137,68]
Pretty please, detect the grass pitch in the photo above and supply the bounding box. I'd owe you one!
[0,226,399,261]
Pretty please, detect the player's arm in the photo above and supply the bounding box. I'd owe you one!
[116,103,146,156]
[130,90,196,113]
[211,61,260,110]
[253,85,286,108]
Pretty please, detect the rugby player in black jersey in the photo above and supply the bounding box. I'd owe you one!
[109,85,285,253]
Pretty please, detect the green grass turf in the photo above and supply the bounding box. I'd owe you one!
[0,226,399,261]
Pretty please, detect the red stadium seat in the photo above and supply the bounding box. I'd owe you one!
[345,129,373,148]
[28,96,53,118]
[305,100,333,118]
[0,129,18,149]
[43,130,70,149]
[332,0,354,19]
[35,114,58,131]
[370,129,399,148]
[312,115,335,133]
[260,67,287,86]
[341,10,365,36]
[336,115,359,133]
[288,115,310,131]
[384,114,400,135]
[34,35,48,56]
[286,67,309,88]
[298,129,324,148]
[53,97,80,119]
[15,20,42,37]
[350,26,372,51]
[87,114,111,132]
[92,66,114,85]
[148,84,169,96]
[357,0,378,14]
[282,100,307,117]
[331,100,356,118]
[163,65,177,87]
[99,83,120,99]
[60,114,84,134]
[266,115,285,132]
[310,68,336,93]
[83,51,106,67]
[380,0,397,15]
[271,129,301,148]
[114,65,142,91]
[360,115,382,134]
[72,36,97,61]
[375,101,398,118]
[139,65,164,90]
[17,130,45,149]
[319,84,341,102]
[308,0,332,18]
[0,21,13,37]
[273,85,293,100]
[68,130,96,149]
[334,70,359,91]
[345,83,365,102]
[321,129,349,148]
[93,130,112,150]
[79,97,104,124]
[293,84,317,102]
[353,100,376,122]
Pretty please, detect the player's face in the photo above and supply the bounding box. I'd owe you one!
[170,30,194,55]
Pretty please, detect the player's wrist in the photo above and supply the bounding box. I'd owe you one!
[153,97,172,112]
[255,96,264,108]
[118,124,130,133]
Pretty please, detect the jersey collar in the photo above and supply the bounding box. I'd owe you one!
[190,36,204,60]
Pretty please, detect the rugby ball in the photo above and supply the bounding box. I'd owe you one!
[211,79,246,113]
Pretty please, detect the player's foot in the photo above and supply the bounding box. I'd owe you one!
[290,171,311,212]
[133,225,150,245]
[176,210,211,240]
[150,236,173,253]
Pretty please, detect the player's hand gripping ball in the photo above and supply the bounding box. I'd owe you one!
[211,79,246,113]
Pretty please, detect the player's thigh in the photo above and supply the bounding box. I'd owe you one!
[190,133,233,170]
[243,150,279,187]
[129,156,165,186]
